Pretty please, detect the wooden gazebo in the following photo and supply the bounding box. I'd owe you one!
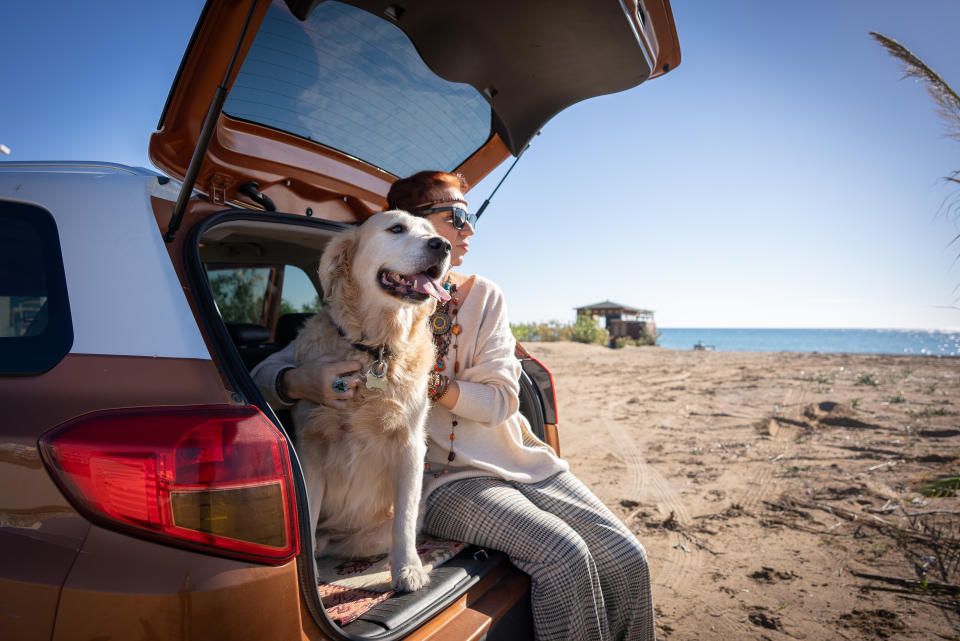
[575,300,657,345]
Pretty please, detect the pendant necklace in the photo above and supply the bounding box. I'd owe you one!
[425,279,461,478]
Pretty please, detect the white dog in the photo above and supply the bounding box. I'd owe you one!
[291,210,450,592]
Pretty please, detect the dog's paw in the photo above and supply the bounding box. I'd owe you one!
[392,562,430,592]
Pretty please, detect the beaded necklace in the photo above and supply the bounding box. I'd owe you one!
[425,279,461,478]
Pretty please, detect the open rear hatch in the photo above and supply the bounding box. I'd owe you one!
[150,0,679,223]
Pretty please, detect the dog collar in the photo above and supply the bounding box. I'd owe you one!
[335,325,391,390]
[335,325,392,361]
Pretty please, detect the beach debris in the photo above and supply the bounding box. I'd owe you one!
[866,500,898,514]
[780,495,960,547]
[836,608,905,638]
[850,570,960,594]
[817,485,863,501]
[803,401,884,429]
[672,543,690,553]
[747,609,783,631]
[918,428,960,438]
[749,567,798,583]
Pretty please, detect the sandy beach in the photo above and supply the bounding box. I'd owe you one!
[524,341,960,641]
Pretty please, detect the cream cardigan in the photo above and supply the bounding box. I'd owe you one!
[421,275,567,495]
[250,275,567,498]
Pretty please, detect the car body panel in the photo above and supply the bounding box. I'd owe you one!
[52,526,304,641]
[2,354,233,439]
[0,351,236,641]
[0,454,86,641]
[0,167,211,360]
[0,530,81,641]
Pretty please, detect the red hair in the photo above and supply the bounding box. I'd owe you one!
[386,171,468,212]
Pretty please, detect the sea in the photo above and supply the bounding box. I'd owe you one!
[656,328,960,356]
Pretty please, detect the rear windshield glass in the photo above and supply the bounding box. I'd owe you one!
[223,0,492,177]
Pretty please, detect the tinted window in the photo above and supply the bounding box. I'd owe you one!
[223,1,492,177]
[280,265,321,314]
[207,264,321,325]
[0,201,73,374]
[207,266,275,325]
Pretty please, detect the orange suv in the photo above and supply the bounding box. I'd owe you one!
[0,1,679,639]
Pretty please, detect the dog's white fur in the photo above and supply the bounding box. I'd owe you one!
[291,210,450,592]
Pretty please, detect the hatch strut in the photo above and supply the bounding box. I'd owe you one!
[164,0,260,243]
[474,132,537,222]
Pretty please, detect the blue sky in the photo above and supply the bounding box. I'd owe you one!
[3,1,960,329]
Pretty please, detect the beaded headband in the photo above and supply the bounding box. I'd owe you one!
[410,198,468,212]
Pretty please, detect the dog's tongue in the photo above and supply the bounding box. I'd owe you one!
[410,274,451,303]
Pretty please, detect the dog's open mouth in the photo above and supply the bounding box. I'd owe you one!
[378,263,451,303]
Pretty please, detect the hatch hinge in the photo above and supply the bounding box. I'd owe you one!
[207,174,234,205]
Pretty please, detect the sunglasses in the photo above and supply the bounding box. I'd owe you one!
[414,205,477,230]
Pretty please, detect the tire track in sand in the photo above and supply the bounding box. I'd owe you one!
[733,382,808,514]
[601,401,702,594]
[648,376,809,638]
[674,383,814,638]
[595,366,753,639]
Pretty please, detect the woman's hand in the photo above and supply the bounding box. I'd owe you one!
[281,358,363,410]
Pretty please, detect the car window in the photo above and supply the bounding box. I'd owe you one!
[222,0,492,178]
[207,264,320,326]
[0,201,73,374]
[280,265,321,314]
[207,266,275,325]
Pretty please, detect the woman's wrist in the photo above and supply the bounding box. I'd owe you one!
[275,366,298,404]
[435,380,460,409]
[428,371,449,402]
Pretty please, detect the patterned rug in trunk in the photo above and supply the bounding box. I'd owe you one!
[316,536,467,625]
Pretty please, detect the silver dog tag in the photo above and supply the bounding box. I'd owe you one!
[365,358,388,390]
[365,370,387,390]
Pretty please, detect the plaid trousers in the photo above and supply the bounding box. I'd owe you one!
[423,472,655,641]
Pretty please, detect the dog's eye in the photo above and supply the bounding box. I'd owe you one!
[388,224,405,234]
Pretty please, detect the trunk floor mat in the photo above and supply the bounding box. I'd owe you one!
[317,536,467,625]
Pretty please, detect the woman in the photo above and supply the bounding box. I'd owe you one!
[253,171,655,641]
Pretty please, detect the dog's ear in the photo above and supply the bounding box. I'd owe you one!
[318,231,358,302]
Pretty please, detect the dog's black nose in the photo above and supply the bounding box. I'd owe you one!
[429,237,451,253]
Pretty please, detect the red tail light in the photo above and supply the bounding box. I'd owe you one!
[39,405,299,564]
